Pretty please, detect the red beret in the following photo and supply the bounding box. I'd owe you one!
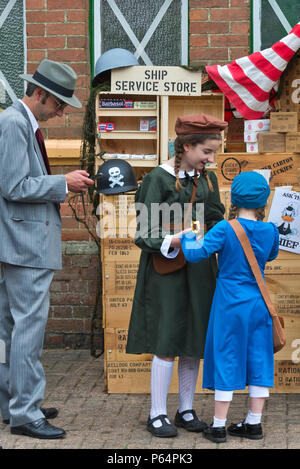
[175,113,228,135]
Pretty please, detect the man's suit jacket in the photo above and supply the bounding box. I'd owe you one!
[0,100,67,270]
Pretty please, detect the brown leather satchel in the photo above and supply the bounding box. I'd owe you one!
[152,171,199,275]
[229,219,286,354]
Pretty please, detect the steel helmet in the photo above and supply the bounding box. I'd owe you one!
[93,159,138,195]
[92,48,139,87]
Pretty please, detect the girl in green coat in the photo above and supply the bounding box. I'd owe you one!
[126,113,227,437]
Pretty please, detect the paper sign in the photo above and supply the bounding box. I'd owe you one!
[111,66,202,96]
[268,187,300,254]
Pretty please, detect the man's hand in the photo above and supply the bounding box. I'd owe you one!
[65,170,95,193]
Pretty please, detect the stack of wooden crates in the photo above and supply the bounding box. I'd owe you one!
[95,63,300,394]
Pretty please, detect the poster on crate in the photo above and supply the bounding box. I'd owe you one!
[268,187,300,254]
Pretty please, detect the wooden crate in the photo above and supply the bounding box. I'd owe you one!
[105,328,152,362]
[266,275,300,316]
[160,92,225,162]
[279,53,300,131]
[102,238,140,263]
[217,152,300,189]
[102,261,139,294]
[274,361,300,392]
[104,328,300,394]
[103,295,133,329]
[98,193,137,241]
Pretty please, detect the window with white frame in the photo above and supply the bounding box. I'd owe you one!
[0,0,26,109]
[252,0,300,51]
[92,0,188,75]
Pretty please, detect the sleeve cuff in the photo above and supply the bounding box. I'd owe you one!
[160,234,180,258]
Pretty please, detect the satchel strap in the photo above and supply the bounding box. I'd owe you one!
[228,219,277,319]
[183,170,199,226]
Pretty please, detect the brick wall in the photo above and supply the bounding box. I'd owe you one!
[189,0,251,65]
[24,1,252,349]
[26,0,90,139]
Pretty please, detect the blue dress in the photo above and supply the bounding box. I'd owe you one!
[181,218,279,391]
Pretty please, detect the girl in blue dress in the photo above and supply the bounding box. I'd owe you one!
[180,171,279,443]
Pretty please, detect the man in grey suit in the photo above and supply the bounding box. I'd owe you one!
[0,59,94,439]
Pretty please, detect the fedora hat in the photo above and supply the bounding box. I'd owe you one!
[20,59,82,108]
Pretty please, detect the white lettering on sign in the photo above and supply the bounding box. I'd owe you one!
[111,66,202,96]
[291,78,300,104]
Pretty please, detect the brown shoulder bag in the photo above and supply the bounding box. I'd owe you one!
[229,219,285,354]
[152,171,198,275]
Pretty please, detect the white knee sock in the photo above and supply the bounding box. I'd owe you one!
[178,357,200,421]
[248,385,269,398]
[245,410,262,425]
[150,356,174,427]
[245,385,269,425]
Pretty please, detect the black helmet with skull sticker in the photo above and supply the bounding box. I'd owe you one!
[93,159,138,195]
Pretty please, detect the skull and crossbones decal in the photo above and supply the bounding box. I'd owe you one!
[108,167,124,188]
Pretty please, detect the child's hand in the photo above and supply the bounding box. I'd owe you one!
[170,228,193,248]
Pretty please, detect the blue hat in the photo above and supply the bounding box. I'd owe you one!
[231,171,270,208]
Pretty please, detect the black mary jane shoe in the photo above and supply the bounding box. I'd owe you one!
[227,421,263,440]
[174,409,207,432]
[147,414,177,438]
[203,423,227,443]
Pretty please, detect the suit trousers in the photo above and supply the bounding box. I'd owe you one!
[0,262,54,426]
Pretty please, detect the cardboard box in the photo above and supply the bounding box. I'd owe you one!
[246,142,258,153]
[244,130,265,143]
[286,133,300,153]
[217,152,300,189]
[270,112,298,133]
[258,132,286,153]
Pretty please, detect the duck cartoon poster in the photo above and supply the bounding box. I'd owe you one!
[268,187,300,254]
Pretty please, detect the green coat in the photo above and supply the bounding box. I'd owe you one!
[126,166,225,358]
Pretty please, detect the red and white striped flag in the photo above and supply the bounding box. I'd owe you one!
[206,22,300,119]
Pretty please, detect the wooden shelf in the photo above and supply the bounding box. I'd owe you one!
[45,139,81,166]
[98,131,157,140]
[101,157,157,167]
[97,109,158,117]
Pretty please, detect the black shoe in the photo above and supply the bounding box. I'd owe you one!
[174,409,207,432]
[203,423,227,443]
[3,407,58,425]
[147,414,177,438]
[10,418,66,439]
[227,421,263,440]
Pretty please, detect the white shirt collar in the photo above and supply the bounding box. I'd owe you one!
[19,99,39,133]
[160,163,200,179]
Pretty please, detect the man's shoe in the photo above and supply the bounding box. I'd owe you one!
[10,418,66,439]
[174,409,207,432]
[203,424,227,443]
[147,414,177,438]
[227,421,263,440]
[41,407,59,420]
[3,407,58,425]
